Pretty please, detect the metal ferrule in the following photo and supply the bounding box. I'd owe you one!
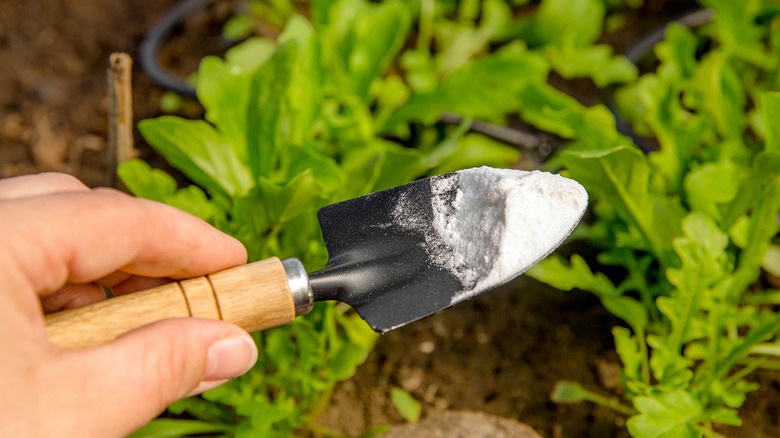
[281,258,314,317]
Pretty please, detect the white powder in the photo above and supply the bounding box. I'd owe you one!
[393,167,588,304]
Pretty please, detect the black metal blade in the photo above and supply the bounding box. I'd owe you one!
[311,174,466,332]
[309,168,588,333]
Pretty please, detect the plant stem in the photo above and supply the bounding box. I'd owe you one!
[738,357,780,370]
[582,392,637,416]
[742,290,780,305]
[725,357,768,389]
[696,424,729,438]
[636,327,651,384]
[417,0,434,53]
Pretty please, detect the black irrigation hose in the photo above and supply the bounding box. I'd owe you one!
[139,0,210,98]
[608,8,714,152]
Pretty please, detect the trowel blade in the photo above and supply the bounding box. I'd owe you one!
[310,167,588,333]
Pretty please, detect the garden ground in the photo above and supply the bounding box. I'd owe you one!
[1,0,778,436]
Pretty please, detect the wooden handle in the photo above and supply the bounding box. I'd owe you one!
[45,257,296,349]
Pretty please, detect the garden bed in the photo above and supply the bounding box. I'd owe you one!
[2,1,779,437]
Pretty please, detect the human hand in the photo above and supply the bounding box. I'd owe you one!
[0,173,258,437]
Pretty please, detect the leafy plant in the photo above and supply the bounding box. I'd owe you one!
[528,2,780,437]
[130,0,780,436]
[123,0,521,436]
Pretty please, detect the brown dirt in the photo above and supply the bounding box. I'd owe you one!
[0,0,234,186]
[2,1,779,438]
[318,276,633,437]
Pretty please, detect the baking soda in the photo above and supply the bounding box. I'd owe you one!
[394,167,588,304]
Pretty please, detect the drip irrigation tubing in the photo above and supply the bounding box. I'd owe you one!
[139,0,211,98]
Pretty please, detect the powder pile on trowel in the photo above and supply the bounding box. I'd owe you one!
[393,167,588,304]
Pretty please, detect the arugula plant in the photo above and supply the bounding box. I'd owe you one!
[124,1,522,436]
[528,2,780,437]
[129,0,761,436]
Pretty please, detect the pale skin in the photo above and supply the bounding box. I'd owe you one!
[0,172,259,437]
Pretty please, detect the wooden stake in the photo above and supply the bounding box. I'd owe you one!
[106,53,136,188]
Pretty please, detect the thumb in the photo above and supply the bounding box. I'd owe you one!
[57,318,258,437]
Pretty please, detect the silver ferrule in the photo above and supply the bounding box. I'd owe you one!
[282,258,313,316]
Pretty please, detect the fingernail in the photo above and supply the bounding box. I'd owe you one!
[202,336,258,382]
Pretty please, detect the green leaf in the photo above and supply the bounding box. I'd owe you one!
[550,380,589,403]
[518,83,627,148]
[335,311,379,352]
[694,51,745,141]
[683,160,741,224]
[246,41,297,179]
[550,379,637,415]
[527,254,618,296]
[256,170,329,225]
[667,213,730,293]
[279,16,323,144]
[627,390,702,438]
[138,117,253,198]
[386,44,549,128]
[433,0,513,75]
[704,315,780,388]
[762,244,780,277]
[327,343,368,381]
[417,120,471,171]
[699,0,775,68]
[603,295,648,333]
[739,175,780,273]
[561,146,681,267]
[128,419,232,438]
[373,75,411,128]
[159,92,183,114]
[430,133,520,175]
[340,140,421,196]
[222,14,254,42]
[322,0,411,100]
[196,56,251,157]
[762,91,780,152]
[280,146,346,195]
[165,185,217,222]
[118,159,177,202]
[614,327,644,387]
[546,43,638,87]
[527,0,605,47]
[225,37,276,73]
[390,387,422,423]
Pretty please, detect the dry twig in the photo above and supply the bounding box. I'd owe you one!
[106,52,136,188]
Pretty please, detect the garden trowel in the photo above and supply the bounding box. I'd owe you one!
[46,167,588,349]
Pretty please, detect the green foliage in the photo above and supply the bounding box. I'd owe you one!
[527,1,780,436]
[128,419,233,438]
[134,0,780,436]
[390,387,422,423]
[551,381,636,415]
[125,1,523,435]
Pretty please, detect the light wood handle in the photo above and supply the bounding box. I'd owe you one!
[45,257,296,349]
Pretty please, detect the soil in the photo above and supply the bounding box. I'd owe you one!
[2,1,779,437]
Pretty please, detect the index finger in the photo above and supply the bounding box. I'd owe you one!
[0,188,247,297]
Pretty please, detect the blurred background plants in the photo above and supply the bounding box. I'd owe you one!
[125,0,780,437]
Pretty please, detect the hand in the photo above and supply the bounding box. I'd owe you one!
[0,173,258,437]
